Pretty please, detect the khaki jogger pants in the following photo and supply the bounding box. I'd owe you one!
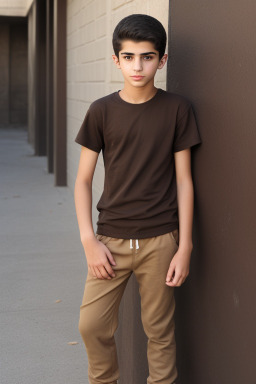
[78,229,179,384]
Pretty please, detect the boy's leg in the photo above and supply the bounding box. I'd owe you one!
[133,231,179,384]
[78,235,133,384]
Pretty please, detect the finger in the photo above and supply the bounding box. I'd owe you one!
[180,274,189,285]
[176,273,187,286]
[91,266,98,279]
[95,267,104,279]
[104,262,116,278]
[166,264,175,283]
[99,265,112,279]
[172,271,182,286]
[175,276,184,287]
[168,270,181,286]
[105,248,116,266]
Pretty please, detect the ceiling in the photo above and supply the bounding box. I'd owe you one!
[0,0,34,17]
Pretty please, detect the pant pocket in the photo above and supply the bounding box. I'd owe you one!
[170,229,179,247]
[95,233,114,247]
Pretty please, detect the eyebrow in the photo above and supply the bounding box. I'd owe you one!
[120,52,157,56]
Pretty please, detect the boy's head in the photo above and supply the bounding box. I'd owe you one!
[112,14,167,61]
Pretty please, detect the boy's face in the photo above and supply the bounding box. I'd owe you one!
[112,40,167,89]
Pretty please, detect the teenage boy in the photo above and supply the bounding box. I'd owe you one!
[74,14,201,384]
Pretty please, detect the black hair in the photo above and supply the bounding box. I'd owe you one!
[112,14,167,60]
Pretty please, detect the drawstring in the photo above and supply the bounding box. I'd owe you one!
[130,239,139,249]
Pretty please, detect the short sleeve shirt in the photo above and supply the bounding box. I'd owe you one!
[75,88,202,239]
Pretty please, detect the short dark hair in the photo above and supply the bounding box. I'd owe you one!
[112,14,167,60]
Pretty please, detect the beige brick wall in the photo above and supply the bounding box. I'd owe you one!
[67,0,169,230]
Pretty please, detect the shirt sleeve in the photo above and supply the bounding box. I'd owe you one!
[74,102,104,153]
[173,103,202,153]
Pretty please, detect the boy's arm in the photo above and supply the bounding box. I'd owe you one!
[166,148,194,287]
[74,146,116,280]
[74,146,99,241]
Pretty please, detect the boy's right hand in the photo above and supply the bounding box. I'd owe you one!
[82,236,116,280]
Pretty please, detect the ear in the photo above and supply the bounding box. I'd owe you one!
[112,54,121,69]
[158,53,168,69]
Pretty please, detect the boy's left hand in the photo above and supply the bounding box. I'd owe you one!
[165,249,191,287]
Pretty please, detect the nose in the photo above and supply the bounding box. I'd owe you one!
[133,57,142,72]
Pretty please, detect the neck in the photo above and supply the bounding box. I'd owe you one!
[119,82,158,104]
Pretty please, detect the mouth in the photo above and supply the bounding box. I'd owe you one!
[131,76,145,81]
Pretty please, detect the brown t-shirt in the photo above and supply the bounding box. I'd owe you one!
[75,88,202,239]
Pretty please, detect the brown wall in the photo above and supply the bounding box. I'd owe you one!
[167,1,256,383]
[0,17,27,126]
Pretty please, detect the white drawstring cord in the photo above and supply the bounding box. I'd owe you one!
[130,239,140,249]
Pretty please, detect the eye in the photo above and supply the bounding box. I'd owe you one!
[143,56,153,60]
[123,55,132,60]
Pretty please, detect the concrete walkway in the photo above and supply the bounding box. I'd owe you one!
[0,128,89,384]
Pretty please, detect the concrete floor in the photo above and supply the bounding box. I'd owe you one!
[0,128,89,384]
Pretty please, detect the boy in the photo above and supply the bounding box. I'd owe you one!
[74,14,201,384]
